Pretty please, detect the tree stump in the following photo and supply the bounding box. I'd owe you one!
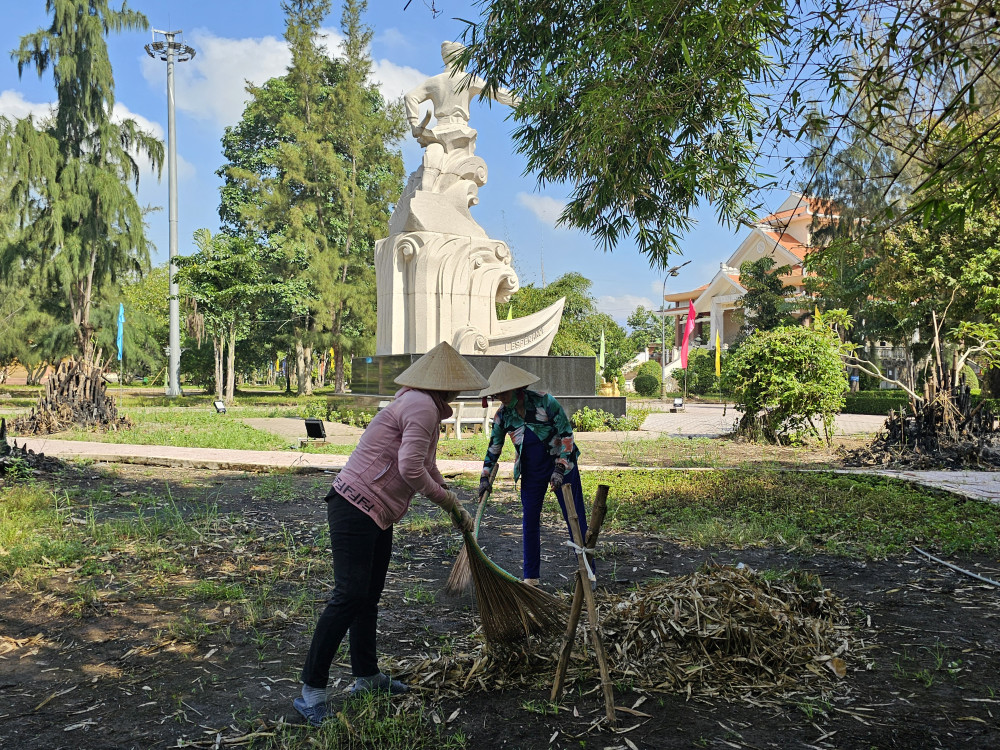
[11,359,132,435]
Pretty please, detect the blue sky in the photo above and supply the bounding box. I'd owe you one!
[0,0,791,325]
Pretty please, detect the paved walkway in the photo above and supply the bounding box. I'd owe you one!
[236,405,886,445]
[15,436,1000,504]
[638,403,886,438]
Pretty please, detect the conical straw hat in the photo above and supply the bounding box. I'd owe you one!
[479,361,540,397]
[394,342,490,392]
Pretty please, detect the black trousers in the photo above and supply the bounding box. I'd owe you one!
[300,491,393,688]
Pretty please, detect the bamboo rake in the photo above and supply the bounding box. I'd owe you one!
[555,482,615,724]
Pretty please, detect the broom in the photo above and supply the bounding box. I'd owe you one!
[444,463,499,596]
[445,503,566,646]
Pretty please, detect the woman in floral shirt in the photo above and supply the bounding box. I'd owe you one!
[478,362,589,585]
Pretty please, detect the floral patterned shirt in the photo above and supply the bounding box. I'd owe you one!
[481,389,580,482]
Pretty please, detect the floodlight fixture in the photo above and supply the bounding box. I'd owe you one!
[213,400,227,414]
[304,418,327,440]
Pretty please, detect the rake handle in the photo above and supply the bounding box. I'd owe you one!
[473,462,501,538]
[554,484,615,724]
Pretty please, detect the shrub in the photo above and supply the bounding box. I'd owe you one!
[613,407,650,431]
[842,391,909,415]
[570,405,649,432]
[571,406,615,432]
[633,360,662,397]
[726,326,848,443]
[961,364,979,391]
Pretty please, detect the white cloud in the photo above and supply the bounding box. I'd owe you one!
[596,294,656,322]
[141,30,291,128]
[373,58,428,101]
[516,193,567,228]
[140,28,431,130]
[317,26,428,101]
[0,90,54,121]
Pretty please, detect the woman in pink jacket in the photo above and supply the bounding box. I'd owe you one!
[294,342,488,726]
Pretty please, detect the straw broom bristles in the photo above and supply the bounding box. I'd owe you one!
[447,506,566,646]
[444,464,499,596]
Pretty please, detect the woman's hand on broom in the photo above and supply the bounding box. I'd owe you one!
[478,475,492,500]
[452,504,474,533]
[441,490,474,533]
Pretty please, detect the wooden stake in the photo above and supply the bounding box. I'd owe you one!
[555,483,615,724]
[551,485,608,700]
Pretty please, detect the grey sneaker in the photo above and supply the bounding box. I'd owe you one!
[293,696,331,727]
[350,672,410,697]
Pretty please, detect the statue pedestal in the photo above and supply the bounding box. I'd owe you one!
[350,354,626,418]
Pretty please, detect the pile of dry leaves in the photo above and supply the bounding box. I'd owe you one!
[391,564,856,706]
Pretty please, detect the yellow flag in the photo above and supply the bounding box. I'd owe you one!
[715,330,721,377]
[507,304,513,320]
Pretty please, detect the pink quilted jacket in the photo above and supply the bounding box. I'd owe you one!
[332,387,451,529]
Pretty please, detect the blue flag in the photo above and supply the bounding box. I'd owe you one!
[116,303,125,361]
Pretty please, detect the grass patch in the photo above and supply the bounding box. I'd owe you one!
[582,469,1000,558]
[398,510,450,535]
[435,433,515,462]
[258,694,467,749]
[0,479,220,584]
[0,484,85,575]
[40,408,290,451]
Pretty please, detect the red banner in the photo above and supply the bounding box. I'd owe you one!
[680,300,696,369]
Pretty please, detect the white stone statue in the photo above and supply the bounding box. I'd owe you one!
[375,42,564,356]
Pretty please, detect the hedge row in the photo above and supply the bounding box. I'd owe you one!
[843,391,999,416]
[842,392,909,415]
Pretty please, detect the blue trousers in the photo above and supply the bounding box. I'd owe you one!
[519,429,589,580]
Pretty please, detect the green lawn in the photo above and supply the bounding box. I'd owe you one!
[52,408,290,451]
[574,469,1000,558]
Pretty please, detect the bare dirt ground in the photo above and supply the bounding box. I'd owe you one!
[2,464,1000,749]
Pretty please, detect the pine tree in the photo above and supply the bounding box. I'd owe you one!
[327,0,405,392]
[220,0,403,394]
[1,0,163,364]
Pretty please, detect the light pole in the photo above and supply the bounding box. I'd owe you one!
[659,260,691,399]
[146,30,195,398]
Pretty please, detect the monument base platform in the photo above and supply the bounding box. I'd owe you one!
[349,354,625,418]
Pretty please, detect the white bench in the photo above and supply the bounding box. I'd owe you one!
[441,402,492,439]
